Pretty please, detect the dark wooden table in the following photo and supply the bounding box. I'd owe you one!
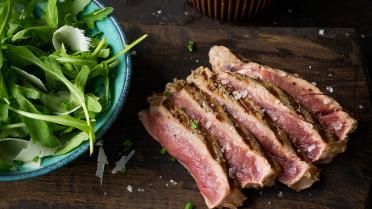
[1,1,372,209]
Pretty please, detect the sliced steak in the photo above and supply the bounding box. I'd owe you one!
[215,71,333,163]
[187,67,319,191]
[139,96,245,208]
[165,81,277,188]
[209,45,357,143]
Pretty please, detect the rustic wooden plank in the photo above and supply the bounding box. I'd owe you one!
[0,24,370,209]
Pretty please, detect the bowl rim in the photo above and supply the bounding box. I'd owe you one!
[0,0,132,182]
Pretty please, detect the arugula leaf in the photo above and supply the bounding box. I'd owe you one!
[0,0,12,38]
[10,84,60,147]
[11,66,47,92]
[9,106,89,133]
[0,51,8,98]
[45,0,58,29]
[82,7,113,29]
[0,100,9,121]
[0,158,13,172]
[11,26,53,43]
[55,131,89,155]
[59,0,91,23]
[5,47,95,153]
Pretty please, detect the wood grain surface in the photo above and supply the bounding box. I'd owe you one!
[0,10,371,209]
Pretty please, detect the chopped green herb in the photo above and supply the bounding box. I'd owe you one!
[170,156,177,162]
[178,107,185,114]
[159,147,167,155]
[184,202,194,209]
[164,91,172,97]
[123,139,133,153]
[190,120,199,129]
[32,156,40,162]
[186,41,195,52]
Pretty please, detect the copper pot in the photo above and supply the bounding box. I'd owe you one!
[189,0,275,21]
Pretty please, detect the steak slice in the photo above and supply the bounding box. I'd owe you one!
[209,45,357,142]
[187,67,319,191]
[165,81,277,188]
[215,71,333,163]
[139,96,245,208]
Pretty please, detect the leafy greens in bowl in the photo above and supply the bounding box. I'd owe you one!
[0,0,145,180]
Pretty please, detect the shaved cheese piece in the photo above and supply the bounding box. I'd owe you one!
[53,25,91,51]
[111,150,135,174]
[96,147,109,185]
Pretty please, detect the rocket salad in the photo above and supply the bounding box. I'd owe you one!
[0,0,146,171]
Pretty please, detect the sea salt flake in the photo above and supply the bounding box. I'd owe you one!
[232,91,242,100]
[205,121,212,129]
[358,105,364,109]
[311,82,317,86]
[127,185,133,192]
[278,191,283,198]
[326,86,333,93]
[196,59,199,63]
[361,34,365,38]
[318,29,325,36]
[268,201,271,205]
[170,179,178,185]
[307,145,316,152]
[308,65,312,69]
[328,73,332,77]
[157,10,162,14]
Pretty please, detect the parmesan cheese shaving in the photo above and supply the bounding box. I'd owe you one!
[111,150,136,174]
[96,147,109,185]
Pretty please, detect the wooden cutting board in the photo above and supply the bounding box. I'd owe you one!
[1,25,371,209]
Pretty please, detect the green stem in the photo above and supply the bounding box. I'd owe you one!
[91,37,106,57]
[105,34,148,64]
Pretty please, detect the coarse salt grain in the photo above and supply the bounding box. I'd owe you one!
[307,145,316,152]
[196,59,199,63]
[311,82,317,86]
[205,121,212,129]
[278,191,283,198]
[221,79,229,85]
[127,185,133,192]
[326,86,333,93]
[170,179,177,185]
[308,65,312,69]
[232,91,242,100]
[137,188,145,192]
[318,29,325,36]
[358,105,364,109]
[157,10,162,14]
[328,73,332,77]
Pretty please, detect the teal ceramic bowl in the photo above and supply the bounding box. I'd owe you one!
[0,0,131,181]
